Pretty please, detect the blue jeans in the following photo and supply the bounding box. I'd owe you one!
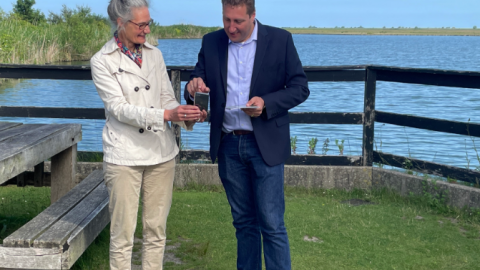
[218,132,291,270]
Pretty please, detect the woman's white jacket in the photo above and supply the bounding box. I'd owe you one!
[90,38,192,166]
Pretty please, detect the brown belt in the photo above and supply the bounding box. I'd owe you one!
[232,130,253,135]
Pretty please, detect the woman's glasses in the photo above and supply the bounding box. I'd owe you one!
[128,19,153,30]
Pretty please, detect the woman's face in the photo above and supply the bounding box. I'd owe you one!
[118,7,151,46]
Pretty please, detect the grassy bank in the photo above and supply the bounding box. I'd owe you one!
[0,12,217,64]
[150,23,220,39]
[2,183,480,269]
[284,27,480,36]
[1,13,478,65]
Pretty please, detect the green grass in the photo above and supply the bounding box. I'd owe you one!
[0,185,50,244]
[0,15,217,64]
[1,184,480,269]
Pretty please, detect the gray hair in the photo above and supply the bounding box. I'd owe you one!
[107,0,149,31]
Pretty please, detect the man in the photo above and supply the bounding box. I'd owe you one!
[184,0,309,269]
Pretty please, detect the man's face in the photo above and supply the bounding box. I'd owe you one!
[222,4,256,43]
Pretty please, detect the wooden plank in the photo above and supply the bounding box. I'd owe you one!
[373,151,480,184]
[0,124,81,185]
[0,107,366,125]
[33,182,109,249]
[0,122,22,132]
[34,162,45,187]
[372,66,480,89]
[171,70,182,163]
[179,150,363,166]
[305,69,365,82]
[0,246,62,270]
[286,155,362,166]
[0,123,44,143]
[62,197,110,269]
[16,172,26,187]
[289,112,363,124]
[0,64,92,80]
[51,144,77,204]
[3,170,104,248]
[370,65,480,77]
[1,64,369,82]
[375,111,480,137]
[0,124,77,159]
[362,68,377,166]
[0,106,106,120]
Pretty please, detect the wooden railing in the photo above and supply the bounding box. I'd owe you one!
[1,64,479,183]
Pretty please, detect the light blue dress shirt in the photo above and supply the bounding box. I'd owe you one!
[222,21,258,133]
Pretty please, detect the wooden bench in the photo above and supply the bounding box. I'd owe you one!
[0,170,110,270]
[0,122,82,204]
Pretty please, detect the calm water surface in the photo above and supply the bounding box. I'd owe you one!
[1,35,480,168]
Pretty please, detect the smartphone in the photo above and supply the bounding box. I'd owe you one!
[194,92,209,111]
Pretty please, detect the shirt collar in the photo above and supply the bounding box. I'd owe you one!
[228,19,258,45]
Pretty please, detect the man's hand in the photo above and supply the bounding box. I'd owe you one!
[165,105,201,122]
[242,97,265,118]
[187,77,210,97]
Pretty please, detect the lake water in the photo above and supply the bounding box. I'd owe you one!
[1,35,480,169]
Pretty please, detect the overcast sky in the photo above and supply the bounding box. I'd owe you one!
[1,0,478,28]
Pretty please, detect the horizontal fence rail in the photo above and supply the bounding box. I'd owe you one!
[180,150,363,166]
[375,111,480,138]
[0,107,365,125]
[1,64,480,179]
[0,64,367,82]
[373,151,480,184]
[372,66,480,89]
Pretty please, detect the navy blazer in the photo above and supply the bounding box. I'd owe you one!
[184,21,309,166]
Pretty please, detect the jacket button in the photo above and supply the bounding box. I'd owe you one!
[147,126,152,130]
[134,87,139,92]
[145,85,150,90]
[139,128,144,133]
[118,68,124,72]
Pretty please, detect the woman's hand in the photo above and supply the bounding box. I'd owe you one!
[165,105,201,122]
[187,109,208,124]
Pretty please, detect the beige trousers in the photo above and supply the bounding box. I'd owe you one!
[103,159,175,270]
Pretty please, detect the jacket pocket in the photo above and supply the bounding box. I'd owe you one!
[275,113,290,127]
[104,122,121,148]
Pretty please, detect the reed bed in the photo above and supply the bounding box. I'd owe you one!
[0,16,218,65]
[0,18,111,64]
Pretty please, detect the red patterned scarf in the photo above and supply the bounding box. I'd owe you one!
[114,31,142,68]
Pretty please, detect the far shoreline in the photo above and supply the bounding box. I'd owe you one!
[282,27,480,36]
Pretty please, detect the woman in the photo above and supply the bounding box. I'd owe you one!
[90,0,207,269]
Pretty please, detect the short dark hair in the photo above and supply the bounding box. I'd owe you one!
[221,0,255,16]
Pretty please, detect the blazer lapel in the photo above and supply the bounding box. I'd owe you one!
[218,32,229,96]
[249,22,269,98]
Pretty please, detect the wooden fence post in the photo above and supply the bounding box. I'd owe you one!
[362,67,377,167]
[34,162,44,187]
[171,70,182,163]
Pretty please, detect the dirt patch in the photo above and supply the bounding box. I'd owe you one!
[341,199,376,206]
[446,218,458,224]
[131,237,183,269]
